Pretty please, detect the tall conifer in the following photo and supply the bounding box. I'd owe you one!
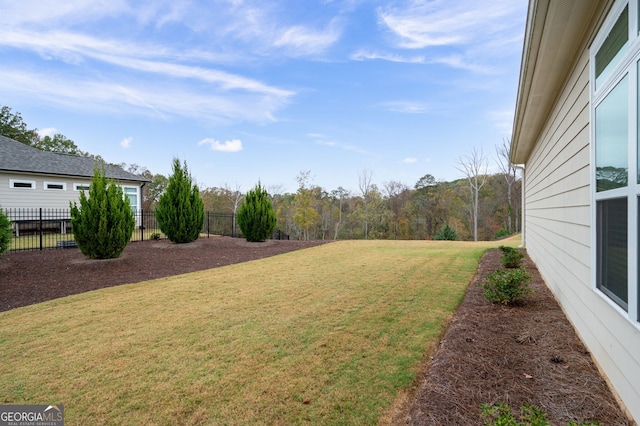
[0,208,12,256]
[155,158,204,243]
[237,182,276,242]
[70,166,135,259]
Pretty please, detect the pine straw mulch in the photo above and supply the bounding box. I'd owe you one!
[394,249,635,425]
[0,239,636,425]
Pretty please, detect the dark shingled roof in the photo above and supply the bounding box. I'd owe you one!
[0,134,150,183]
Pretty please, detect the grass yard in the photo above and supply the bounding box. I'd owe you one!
[0,237,517,425]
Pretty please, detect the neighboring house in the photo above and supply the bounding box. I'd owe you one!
[0,134,149,215]
[512,0,639,422]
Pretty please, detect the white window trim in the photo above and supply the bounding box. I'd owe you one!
[590,0,640,324]
[122,186,140,210]
[73,183,91,191]
[44,181,67,191]
[9,179,36,189]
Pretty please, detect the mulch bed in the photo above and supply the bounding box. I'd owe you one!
[0,236,328,312]
[0,239,635,424]
[398,250,634,425]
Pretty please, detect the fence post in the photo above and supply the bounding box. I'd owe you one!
[39,208,43,251]
[207,211,210,238]
[140,209,144,242]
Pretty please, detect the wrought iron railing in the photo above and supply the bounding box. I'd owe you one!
[2,209,253,252]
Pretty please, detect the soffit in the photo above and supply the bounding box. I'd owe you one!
[511,0,603,164]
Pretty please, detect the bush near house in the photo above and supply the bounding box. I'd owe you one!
[70,167,135,259]
[0,208,12,256]
[481,267,532,305]
[499,245,525,268]
[237,182,276,242]
[155,158,204,244]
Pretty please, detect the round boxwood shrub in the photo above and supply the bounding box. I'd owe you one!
[481,267,532,305]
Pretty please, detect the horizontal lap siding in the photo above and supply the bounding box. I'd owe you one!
[1,172,142,210]
[0,173,88,209]
[525,49,640,421]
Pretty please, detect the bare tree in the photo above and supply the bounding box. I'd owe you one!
[358,169,373,239]
[332,186,349,240]
[224,183,244,237]
[456,147,488,241]
[495,138,519,233]
[384,180,409,239]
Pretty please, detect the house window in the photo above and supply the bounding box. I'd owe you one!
[10,179,36,189]
[73,183,90,191]
[123,187,138,212]
[44,181,66,191]
[592,0,640,321]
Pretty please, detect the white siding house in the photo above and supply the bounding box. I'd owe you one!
[512,1,640,422]
[0,135,149,214]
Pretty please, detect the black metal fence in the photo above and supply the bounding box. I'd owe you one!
[3,208,247,252]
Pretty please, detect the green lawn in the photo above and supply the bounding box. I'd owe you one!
[0,237,519,425]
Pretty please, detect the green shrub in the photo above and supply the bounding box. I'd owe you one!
[481,267,532,305]
[434,223,458,240]
[481,402,549,426]
[237,182,276,242]
[150,232,161,240]
[70,166,135,259]
[155,158,204,244]
[480,402,599,426]
[499,245,525,268]
[0,208,12,256]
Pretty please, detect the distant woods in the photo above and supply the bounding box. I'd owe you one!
[1,105,521,241]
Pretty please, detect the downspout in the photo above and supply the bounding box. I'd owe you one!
[140,182,146,240]
[515,165,526,248]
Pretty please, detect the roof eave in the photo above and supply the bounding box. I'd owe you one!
[511,0,602,164]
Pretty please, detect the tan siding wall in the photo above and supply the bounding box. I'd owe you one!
[524,48,640,421]
[0,172,143,212]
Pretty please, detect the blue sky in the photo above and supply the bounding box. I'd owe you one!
[0,0,527,194]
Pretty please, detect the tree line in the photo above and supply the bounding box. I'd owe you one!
[1,105,521,241]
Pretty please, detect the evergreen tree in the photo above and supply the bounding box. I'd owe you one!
[434,223,458,241]
[155,158,204,243]
[237,182,277,242]
[0,208,12,256]
[70,166,135,259]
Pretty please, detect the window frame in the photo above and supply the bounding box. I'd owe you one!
[73,183,91,192]
[44,181,67,191]
[591,0,640,323]
[9,179,36,189]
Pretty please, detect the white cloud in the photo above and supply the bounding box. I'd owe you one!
[0,69,290,124]
[120,136,133,149]
[351,49,425,63]
[273,19,342,56]
[0,29,292,97]
[378,0,522,50]
[308,133,369,155]
[199,138,243,153]
[380,101,429,114]
[403,157,417,163]
[37,127,57,137]
[487,109,515,136]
